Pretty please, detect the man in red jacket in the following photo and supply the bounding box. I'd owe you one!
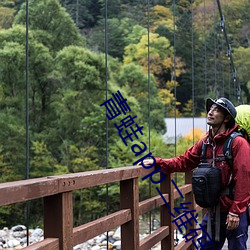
[140,97,250,250]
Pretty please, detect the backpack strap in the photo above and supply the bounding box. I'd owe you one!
[223,131,242,169]
[223,132,242,200]
[200,142,208,163]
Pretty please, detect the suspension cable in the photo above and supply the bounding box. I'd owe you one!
[213,0,217,95]
[216,0,242,104]
[173,0,177,156]
[147,0,152,234]
[25,0,30,245]
[191,0,195,145]
[173,0,178,244]
[204,0,207,97]
[104,0,109,248]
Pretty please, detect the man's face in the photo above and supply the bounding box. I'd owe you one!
[207,104,226,127]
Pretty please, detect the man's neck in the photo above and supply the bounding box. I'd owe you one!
[211,126,227,137]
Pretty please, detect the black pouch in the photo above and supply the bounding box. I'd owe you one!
[192,163,221,208]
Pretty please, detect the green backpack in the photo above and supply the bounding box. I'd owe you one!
[235,105,250,142]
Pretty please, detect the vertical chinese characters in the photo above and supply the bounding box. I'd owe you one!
[100,90,216,249]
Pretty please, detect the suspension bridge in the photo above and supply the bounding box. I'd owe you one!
[0,0,248,249]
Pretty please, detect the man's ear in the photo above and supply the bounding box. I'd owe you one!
[224,114,232,123]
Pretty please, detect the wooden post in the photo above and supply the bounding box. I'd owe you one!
[120,178,139,250]
[161,173,174,250]
[44,192,73,250]
[185,171,196,250]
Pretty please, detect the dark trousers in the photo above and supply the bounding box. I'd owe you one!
[201,210,249,250]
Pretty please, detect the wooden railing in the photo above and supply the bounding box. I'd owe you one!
[0,165,203,250]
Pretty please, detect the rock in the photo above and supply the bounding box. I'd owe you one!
[100,240,107,246]
[14,245,23,249]
[113,227,120,240]
[113,240,121,249]
[92,245,101,250]
[7,239,20,247]
[95,234,106,243]
[20,237,27,245]
[0,230,7,238]
[87,238,94,245]
[12,231,25,238]
[73,243,87,249]
[108,236,116,243]
[30,228,43,238]
[11,226,26,232]
[107,231,114,237]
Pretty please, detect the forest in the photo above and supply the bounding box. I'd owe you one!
[0,0,249,228]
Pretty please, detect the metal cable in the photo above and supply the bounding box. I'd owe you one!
[204,0,207,97]
[191,0,195,145]
[25,0,30,245]
[147,0,152,234]
[173,1,177,156]
[213,0,217,95]
[216,0,242,103]
[173,0,178,243]
[104,0,109,248]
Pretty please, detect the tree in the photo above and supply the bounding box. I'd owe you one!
[116,63,166,132]
[0,6,15,29]
[14,0,84,52]
[0,25,56,132]
[149,5,174,33]
[86,17,139,60]
[124,31,185,87]
[234,46,250,102]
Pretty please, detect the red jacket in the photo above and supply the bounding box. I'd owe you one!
[156,124,250,216]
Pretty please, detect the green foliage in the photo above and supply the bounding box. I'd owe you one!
[86,17,138,60]
[14,0,84,52]
[234,46,250,101]
[61,0,101,29]
[30,141,56,177]
[0,7,15,29]
[0,112,26,180]
[116,63,165,132]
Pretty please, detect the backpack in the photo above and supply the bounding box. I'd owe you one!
[235,105,250,142]
[192,132,241,208]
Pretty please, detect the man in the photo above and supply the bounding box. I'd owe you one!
[140,97,250,249]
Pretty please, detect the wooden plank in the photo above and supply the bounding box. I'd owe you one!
[44,192,73,250]
[139,194,169,216]
[0,177,59,206]
[185,171,196,250]
[140,226,169,250]
[22,238,59,250]
[174,184,192,199]
[57,166,152,192]
[161,173,175,250]
[174,238,193,250]
[120,178,140,250]
[73,209,131,245]
[0,166,152,206]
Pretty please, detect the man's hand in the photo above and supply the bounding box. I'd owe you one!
[137,159,154,166]
[226,213,240,230]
